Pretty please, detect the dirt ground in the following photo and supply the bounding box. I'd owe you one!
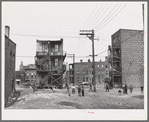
[6,85,144,109]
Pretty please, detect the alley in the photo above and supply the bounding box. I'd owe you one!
[7,85,144,109]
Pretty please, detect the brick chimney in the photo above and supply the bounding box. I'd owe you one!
[88,59,91,62]
[80,59,83,62]
[5,26,10,38]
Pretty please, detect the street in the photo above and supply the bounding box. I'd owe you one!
[6,85,144,109]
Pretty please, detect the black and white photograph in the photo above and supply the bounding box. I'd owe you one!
[1,1,147,120]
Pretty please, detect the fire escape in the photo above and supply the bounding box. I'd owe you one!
[108,37,121,87]
[35,39,66,88]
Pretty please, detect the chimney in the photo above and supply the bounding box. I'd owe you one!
[100,60,102,62]
[80,59,83,62]
[5,26,10,38]
[88,59,91,62]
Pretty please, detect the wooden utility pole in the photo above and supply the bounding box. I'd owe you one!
[73,54,75,86]
[80,29,96,92]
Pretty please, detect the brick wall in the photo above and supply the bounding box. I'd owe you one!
[5,36,16,102]
[121,29,144,88]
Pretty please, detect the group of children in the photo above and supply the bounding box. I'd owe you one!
[66,85,85,97]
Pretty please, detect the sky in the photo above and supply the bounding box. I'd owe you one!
[2,2,146,70]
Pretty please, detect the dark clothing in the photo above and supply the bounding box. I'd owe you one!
[125,85,127,94]
[66,86,70,96]
[141,86,143,93]
[78,86,81,96]
[72,88,75,94]
[106,83,109,92]
[82,86,84,96]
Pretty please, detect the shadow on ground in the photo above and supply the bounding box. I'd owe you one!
[58,101,82,109]
[132,95,144,99]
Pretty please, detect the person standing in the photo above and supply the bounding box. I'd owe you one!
[125,84,127,94]
[89,84,92,92]
[141,85,144,93]
[82,85,84,96]
[122,84,125,94]
[78,85,81,96]
[129,85,133,94]
[106,83,109,92]
[66,85,70,96]
[72,86,75,95]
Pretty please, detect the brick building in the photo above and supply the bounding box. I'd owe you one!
[35,39,66,88]
[25,67,36,85]
[16,62,36,85]
[15,71,25,84]
[108,29,144,87]
[69,57,109,85]
[5,26,16,102]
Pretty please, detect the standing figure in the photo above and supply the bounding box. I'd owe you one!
[72,86,75,94]
[141,85,144,93]
[129,85,133,94]
[66,86,70,96]
[82,85,84,96]
[122,84,125,94]
[78,85,81,96]
[125,84,127,94]
[106,83,109,92]
[89,84,92,92]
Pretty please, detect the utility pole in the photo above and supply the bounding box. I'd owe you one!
[73,54,75,86]
[80,29,96,92]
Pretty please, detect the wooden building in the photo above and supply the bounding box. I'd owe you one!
[35,39,66,88]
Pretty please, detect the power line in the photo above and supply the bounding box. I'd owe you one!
[84,4,105,29]
[96,49,108,55]
[90,4,111,29]
[93,4,119,30]
[11,33,88,39]
[94,4,123,30]
[81,4,99,29]
[95,4,127,32]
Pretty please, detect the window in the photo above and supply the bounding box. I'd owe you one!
[86,71,88,75]
[106,65,107,68]
[86,77,88,82]
[86,65,88,68]
[55,58,58,66]
[83,70,85,75]
[55,45,59,52]
[83,77,85,82]
[77,71,79,75]
[97,65,100,68]
[31,73,33,78]
[113,39,116,43]
[102,65,104,68]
